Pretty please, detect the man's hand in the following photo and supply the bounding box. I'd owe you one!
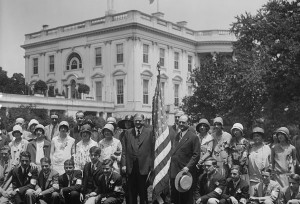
[80,193,84,202]
[35,188,42,195]
[230,196,238,204]
[30,162,38,170]
[182,167,189,173]
[196,198,202,204]
[122,166,126,174]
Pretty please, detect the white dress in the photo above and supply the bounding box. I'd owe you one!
[52,135,75,175]
[9,139,28,167]
[74,139,98,170]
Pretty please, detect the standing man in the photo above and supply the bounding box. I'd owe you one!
[172,110,184,133]
[170,115,200,204]
[70,111,85,146]
[121,113,153,204]
[45,112,60,141]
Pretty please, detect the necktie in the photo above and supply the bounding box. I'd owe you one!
[179,132,183,141]
[137,129,141,136]
[263,184,268,196]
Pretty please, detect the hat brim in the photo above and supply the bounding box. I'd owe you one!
[175,171,193,193]
[118,120,134,129]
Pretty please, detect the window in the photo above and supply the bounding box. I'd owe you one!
[71,60,78,70]
[159,48,165,66]
[33,58,38,74]
[174,52,179,69]
[188,55,192,72]
[143,44,149,63]
[95,81,102,101]
[160,82,165,102]
[116,44,123,63]
[174,84,179,107]
[143,79,149,104]
[66,52,82,70]
[49,55,54,72]
[188,86,192,96]
[116,79,124,104]
[95,47,102,66]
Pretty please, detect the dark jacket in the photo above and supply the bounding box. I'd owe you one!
[221,178,249,201]
[26,139,51,164]
[170,128,200,178]
[58,170,82,193]
[37,169,59,196]
[194,171,226,204]
[95,171,124,200]
[280,186,300,204]
[70,125,82,147]
[82,161,103,194]
[11,166,38,195]
[121,126,154,175]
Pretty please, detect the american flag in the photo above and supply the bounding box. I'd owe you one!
[152,67,171,203]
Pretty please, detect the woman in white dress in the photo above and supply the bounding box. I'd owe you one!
[98,123,122,173]
[9,125,28,167]
[50,121,75,175]
[74,123,98,170]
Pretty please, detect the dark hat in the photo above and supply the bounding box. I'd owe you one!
[81,124,92,134]
[175,171,193,192]
[118,115,134,129]
[196,118,210,133]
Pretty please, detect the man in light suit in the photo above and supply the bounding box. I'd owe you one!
[250,168,280,204]
[170,115,200,204]
[44,112,60,141]
[121,113,153,204]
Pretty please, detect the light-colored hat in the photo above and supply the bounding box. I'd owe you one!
[251,127,264,139]
[28,119,39,129]
[213,117,223,126]
[58,121,69,130]
[175,110,184,117]
[15,118,25,125]
[34,124,45,134]
[175,171,193,192]
[102,124,115,134]
[276,127,290,137]
[231,123,244,134]
[107,117,116,124]
[12,125,23,135]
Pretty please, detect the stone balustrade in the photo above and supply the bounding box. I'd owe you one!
[23,10,236,45]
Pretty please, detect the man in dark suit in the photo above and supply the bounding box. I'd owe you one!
[11,151,39,204]
[70,111,85,146]
[121,113,153,204]
[82,146,103,204]
[170,115,200,204]
[27,157,60,204]
[280,174,300,204]
[94,159,124,204]
[194,157,226,204]
[220,165,249,204]
[59,159,82,204]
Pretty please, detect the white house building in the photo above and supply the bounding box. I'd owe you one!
[21,10,236,123]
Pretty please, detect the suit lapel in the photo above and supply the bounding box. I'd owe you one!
[173,131,190,154]
[17,167,24,185]
[45,169,53,189]
[38,172,44,189]
[138,128,146,147]
[130,129,136,150]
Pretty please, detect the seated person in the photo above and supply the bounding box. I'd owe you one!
[280,174,300,204]
[11,151,39,204]
[94,159,124,204]
[220,165,249,204]
[0,145,14,204]
[83,146,103,204]
[59,159,82,204]
[194,157,226,204]
[26,157,60,204]
[250,168,280,204]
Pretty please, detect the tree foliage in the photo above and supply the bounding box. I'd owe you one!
[34,80,47,94]
[0,67,26,94]
[183,0,300,135]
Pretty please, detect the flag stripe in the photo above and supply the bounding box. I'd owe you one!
[152,70,172,202]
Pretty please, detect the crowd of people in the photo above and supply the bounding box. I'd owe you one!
[0,110,299,204]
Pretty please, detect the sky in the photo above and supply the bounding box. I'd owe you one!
[0,0,270,77]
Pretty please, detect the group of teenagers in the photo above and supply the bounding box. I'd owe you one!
[0,110,299,204]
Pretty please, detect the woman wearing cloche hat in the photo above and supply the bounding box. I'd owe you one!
[228,123,250,182]
[271,127,296,188]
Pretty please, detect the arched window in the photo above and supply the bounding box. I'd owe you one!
[66,52,82,70]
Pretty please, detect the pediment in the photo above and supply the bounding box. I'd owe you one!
[140,70,153,78]
[112,69,127,76]
[172,75,183,82]
[91,72,105,79]
[46,78,57,84]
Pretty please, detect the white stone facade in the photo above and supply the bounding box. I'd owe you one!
[22,10,236,123]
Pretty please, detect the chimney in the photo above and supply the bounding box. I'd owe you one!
[42,25,49,30]
[177,21,187,27]
[152,12,164,19]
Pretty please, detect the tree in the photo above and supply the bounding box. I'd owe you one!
[78,83,90,99]
[183,0,300,135]
[34,80,47,95]
[0,67,10,93]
